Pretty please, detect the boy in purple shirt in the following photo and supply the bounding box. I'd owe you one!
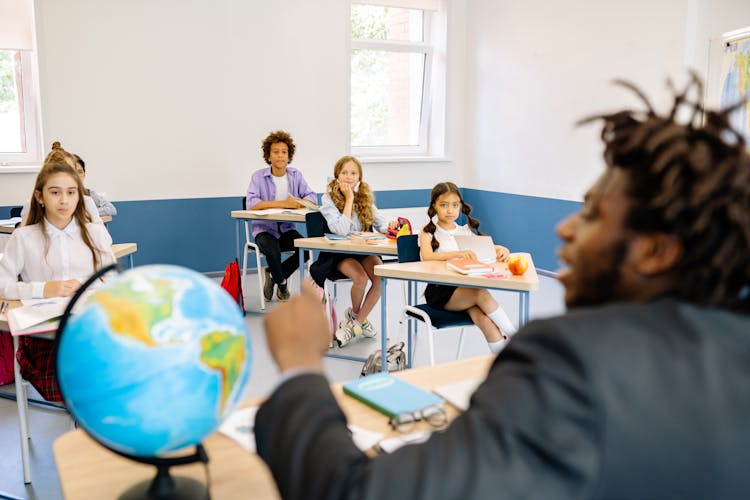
[246,130,317,301]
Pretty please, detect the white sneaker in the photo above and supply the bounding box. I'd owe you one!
[335,319,360,347]
[346,308,374,337]
[360,319,376,338]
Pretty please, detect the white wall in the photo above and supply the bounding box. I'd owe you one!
[463,0,750,202]
[0,0,467,206]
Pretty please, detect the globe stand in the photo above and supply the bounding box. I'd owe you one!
[117,444,210,500]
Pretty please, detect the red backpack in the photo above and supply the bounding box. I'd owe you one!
[220,259,245,313]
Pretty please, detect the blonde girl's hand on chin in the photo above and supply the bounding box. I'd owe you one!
[339,181,354,201]
[43,279,81,298]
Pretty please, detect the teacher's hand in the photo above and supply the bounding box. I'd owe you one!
[264,280,330,373]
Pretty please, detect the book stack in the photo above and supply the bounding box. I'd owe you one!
[347,231,389,245]
[446,258,494,275]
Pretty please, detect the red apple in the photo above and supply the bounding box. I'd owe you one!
[507,255,528,275]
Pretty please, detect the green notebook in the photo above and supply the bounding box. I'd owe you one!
[343,372,444,419]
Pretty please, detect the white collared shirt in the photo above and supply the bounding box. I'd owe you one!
[429,222,473,253]
[0,218,115,299]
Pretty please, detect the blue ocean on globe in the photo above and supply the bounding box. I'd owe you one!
[57,265,251,457]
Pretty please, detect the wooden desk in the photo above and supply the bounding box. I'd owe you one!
[373,254,539,372]
[112,242,138,269]
[230,209,311,264]
[293,236,397,282]
[53,356,494,500]
[293,236,398,362]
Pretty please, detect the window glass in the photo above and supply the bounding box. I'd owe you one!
[351,50,425,147]
[0,50,26,154]
[351,3,441,156]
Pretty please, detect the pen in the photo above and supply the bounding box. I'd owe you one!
[0,301,7,315]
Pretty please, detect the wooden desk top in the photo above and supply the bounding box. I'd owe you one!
[101,215,112,223]
[231,209,309,223]
[294,236,398,255]
[112,242,137,259]
[54,356,494,500]
[374,253,539,292]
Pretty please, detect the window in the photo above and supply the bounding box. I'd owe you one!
[0,1,42,167]
[350,1,445,157]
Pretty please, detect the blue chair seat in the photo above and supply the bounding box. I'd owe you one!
[405,305,473,329]
[397,234,478,366]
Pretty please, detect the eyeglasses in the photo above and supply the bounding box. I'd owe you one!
[389,405,448,433]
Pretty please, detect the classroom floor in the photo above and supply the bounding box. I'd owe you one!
[0,272,565,500]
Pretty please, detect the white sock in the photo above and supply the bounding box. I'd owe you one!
[487,307,517,336]
[488,338,509,354]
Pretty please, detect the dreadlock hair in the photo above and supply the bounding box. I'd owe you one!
[326,156,376,230]
[423,182,483,251]
[261,130,296,165]
[578,72,750,311]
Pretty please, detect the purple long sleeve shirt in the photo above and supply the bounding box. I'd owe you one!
[245,166,317,238]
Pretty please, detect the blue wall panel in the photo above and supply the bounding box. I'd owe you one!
[1,189,578,273]
[462,189,581,272]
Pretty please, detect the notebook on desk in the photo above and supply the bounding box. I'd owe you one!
[454,235,496,264]
[343,372,444,419]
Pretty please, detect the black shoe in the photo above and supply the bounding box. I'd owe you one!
[277,281,290,301]
[263,268,275,302]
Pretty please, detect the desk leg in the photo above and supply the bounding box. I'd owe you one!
[298,250,306,289]
[518,291,530,327]
[13,336,31,484]
[406,281,414,368]
[128,254,134,269]
[380,277,388,373]
[236,219,241,264]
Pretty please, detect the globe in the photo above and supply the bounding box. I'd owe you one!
[56,264,252,459]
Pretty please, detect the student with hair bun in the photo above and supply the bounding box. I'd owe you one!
[1,160,116,401]
[21,141,103,225]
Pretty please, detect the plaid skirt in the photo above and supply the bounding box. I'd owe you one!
[16,336,62,402]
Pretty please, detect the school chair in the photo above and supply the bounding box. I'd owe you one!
[397,234,475,366]
[10,206,22,227]
[240,199,311,310]
[305,212,352,304]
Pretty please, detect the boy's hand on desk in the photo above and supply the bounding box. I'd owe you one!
[264,280,329,373]
[495,245,510,262]
[284,197,306,209]
[44,279,80,298]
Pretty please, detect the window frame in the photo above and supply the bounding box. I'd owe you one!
[0,49,43,168]
[349,3,442,158]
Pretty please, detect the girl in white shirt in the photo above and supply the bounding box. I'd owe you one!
[419,182,517,354]
[312,156,397,347]
[0,161,115,401]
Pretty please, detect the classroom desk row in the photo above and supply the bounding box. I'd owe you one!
[230,210,539,373]
[52,355,495,500]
